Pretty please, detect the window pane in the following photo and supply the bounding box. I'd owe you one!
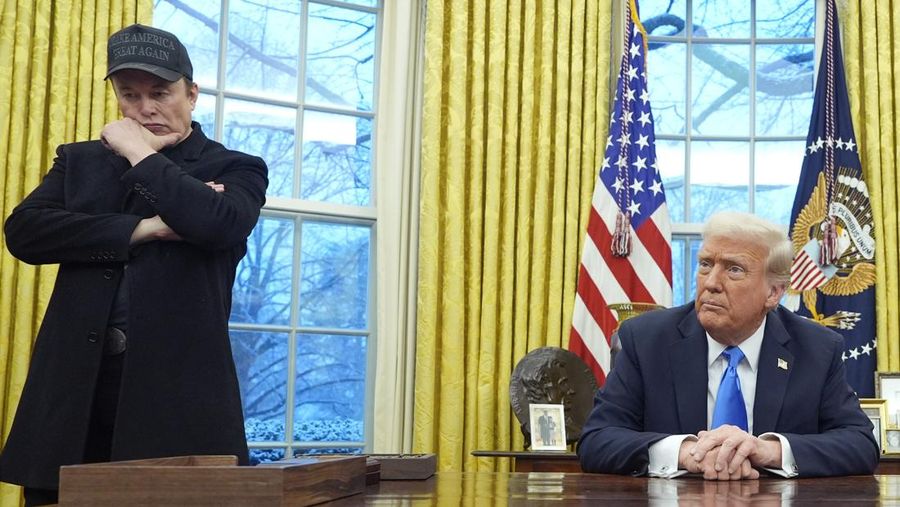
[226,0,301,100]
[249,448,285,465]
[299,221,370,329]
[755,140,804,225]
[301,111,372,205]
[232,215,294,326]
[756,0,815,38]
[153,0,221,88]
[689,238,701,298]
[306,4,376,111]
[294,333,366,442]
[338,0,378,7]
[690,141,749,222]
[222,99,296,198]
[294,447,363,456]
[756,44,815,136]
[671,238,686,306]
[692,44,749,135]
[657,139,685,222]
[194,92,216,139]
[693,0,750,39]
[231,330,289,441]
[639,0,687,37]
[648,42,686,135]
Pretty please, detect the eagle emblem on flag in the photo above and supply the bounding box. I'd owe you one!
[789,169,875,329]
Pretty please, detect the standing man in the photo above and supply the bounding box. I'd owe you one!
[538,410,552,446]
[0,24,267,505]
[578,211,878,479]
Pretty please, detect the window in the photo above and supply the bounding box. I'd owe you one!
[154,0,380,463]
[638,0,816,304]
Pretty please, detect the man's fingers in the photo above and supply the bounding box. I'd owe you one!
[714,438,739,472]
[743,459,760,479]
[691,437,719,462]
[738,458,760,480]
[740,459,752,478]
[728,439,755,474]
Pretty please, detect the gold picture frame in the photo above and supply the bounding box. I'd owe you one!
[886,429,900,455]
[875,372,900,427]
[860,398,888,454]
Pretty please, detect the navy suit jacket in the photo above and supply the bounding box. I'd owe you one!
[577,304,879,477]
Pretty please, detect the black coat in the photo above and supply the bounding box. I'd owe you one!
[0,124,268,489]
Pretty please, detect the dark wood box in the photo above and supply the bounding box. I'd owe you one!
[58,455,365,506]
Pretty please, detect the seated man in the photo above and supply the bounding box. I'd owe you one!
[577,211,878,479]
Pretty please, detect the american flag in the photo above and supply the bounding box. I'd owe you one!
[788,0,876,396]
[569,0,672,385]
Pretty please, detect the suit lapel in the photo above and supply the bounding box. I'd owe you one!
[753,310,793,434]
[672,310,710,434]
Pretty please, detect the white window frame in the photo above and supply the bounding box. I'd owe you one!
[629,0,825,304]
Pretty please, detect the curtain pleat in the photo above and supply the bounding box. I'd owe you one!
[0,2,151,503]
[842,1,900,374]
[414,0,612,471]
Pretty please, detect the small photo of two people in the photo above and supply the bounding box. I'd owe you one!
[530,404,566,451]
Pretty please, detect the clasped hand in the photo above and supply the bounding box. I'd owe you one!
[678,425,781,480]
[100,118,181,164]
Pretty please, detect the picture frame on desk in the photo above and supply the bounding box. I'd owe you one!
[875,372,900,427]
[885,429,900,455]
[529,404,567,451]
[860,398,888,453]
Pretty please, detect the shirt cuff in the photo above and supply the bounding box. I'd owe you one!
[759,432,799,477]
[648,434,696,478]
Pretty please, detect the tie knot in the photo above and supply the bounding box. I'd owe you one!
[723,346,744,368]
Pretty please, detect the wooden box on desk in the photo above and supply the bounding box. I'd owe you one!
[58,454,366,506]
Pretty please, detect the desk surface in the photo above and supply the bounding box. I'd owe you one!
[328,472,898,504]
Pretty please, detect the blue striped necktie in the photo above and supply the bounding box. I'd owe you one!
[711,346,748,431]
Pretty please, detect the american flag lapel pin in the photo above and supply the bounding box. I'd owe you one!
[777,358,788,370]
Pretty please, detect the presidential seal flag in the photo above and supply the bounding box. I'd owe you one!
[787,0,876,396]
[569,0,672,385]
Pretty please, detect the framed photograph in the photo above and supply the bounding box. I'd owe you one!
[875,372,900,427]
[529,403,567,451]
[860,398,888,453]
[886,429,900,455]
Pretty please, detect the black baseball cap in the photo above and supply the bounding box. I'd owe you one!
[105,24,193,82]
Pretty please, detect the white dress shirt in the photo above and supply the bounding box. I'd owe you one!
[647,316,799,478]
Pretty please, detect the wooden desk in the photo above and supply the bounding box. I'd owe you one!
[474,450,900,474]
[327,472,898,503]
[471,450,580,472]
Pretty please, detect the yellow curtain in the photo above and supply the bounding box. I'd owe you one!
[414,0,613,471]
[841,2,900,372]
[0,1,151,504]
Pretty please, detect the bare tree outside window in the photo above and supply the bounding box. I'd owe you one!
[154,0,379,463]
[638,0,816,305]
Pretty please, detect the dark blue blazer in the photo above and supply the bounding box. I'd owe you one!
[577,303,879,477]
